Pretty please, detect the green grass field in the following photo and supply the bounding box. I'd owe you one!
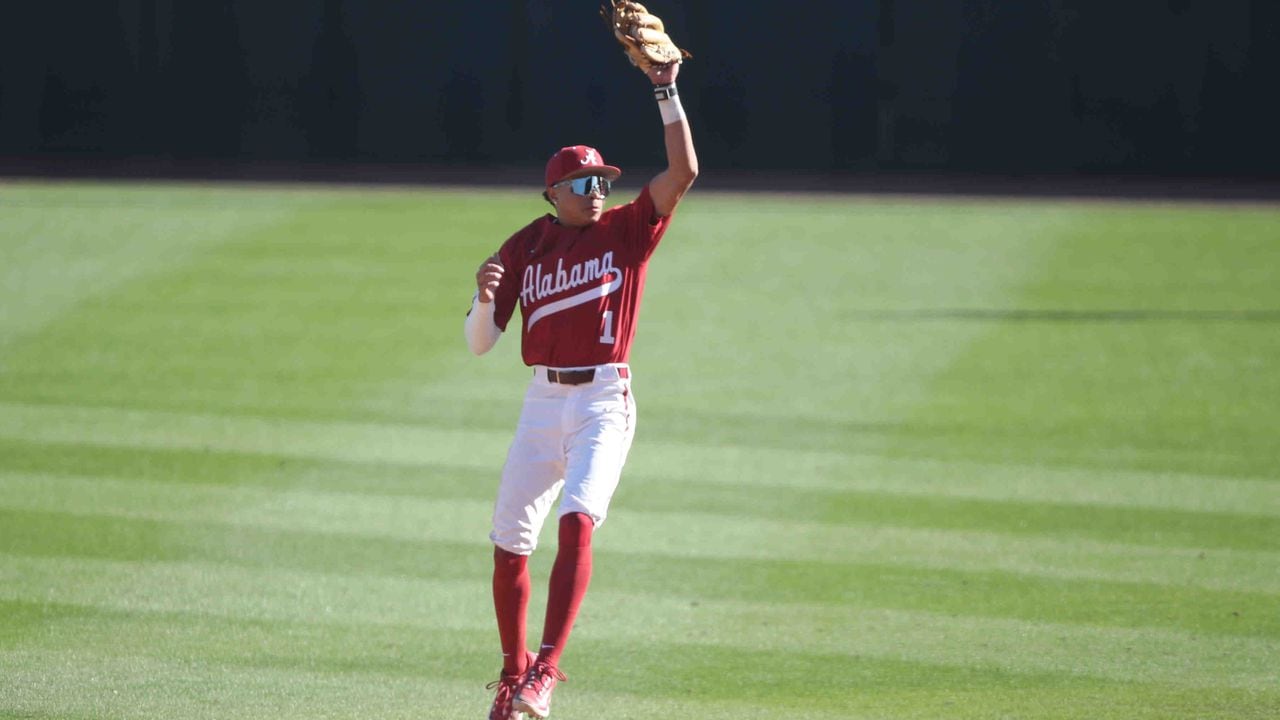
[2,179,1278,719]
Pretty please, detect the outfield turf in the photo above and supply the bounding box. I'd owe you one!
[1,180,1278,719]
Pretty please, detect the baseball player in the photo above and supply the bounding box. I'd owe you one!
[465,48,696,720]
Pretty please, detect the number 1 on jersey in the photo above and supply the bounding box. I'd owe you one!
[600,310,616,344]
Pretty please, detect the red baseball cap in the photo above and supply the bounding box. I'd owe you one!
[544,145,622,188]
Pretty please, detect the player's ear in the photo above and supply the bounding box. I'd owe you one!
[543,189,556,207]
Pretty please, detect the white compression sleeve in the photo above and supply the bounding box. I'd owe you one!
[463,294,502,356]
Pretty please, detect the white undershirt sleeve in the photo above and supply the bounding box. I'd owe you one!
[464,293,503,356]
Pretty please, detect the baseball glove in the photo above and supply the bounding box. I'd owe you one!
[602,1,691,72]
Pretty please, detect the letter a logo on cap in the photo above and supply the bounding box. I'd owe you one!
[545,145,620,186]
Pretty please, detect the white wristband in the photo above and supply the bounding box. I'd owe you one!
[654,83,686,125]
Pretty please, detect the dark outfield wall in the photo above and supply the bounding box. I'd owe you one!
[0,1,1276,175]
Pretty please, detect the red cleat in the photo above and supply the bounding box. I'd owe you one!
[487,651,536,720]
[513,661,567,719]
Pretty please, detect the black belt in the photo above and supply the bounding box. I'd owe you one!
[546,368,596,385]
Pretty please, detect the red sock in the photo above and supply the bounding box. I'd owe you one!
[538,512,595,667]
[493,546,531,675]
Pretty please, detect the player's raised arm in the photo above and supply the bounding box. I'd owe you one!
[604,0,698,218]
[645,61,698,218]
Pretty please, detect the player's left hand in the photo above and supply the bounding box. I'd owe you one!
[645,61,680,86]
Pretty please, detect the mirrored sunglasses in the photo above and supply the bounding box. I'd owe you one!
[554,175,612,197]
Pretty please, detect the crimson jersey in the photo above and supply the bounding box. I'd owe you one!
[491,185,673,367]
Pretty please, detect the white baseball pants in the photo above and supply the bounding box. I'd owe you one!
[490,364,636,555]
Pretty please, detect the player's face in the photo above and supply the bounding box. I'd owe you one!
[549,175,610,227]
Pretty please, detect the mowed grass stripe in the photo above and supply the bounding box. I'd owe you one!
[4,603,1276,719]
[2,555,1276,690]
[3,402,1278,519]
[4,471,1277,594]
[616,478,1280,551]
[0,600,1093,691]
[0,439,496,503]
[7,439,1280,539]
[0,184,317,345]
[628,442,1280,516]
[4,508,1275,639]
[605,508,1280,594]
[5,450,1278,553]
[0,400,511,469]
[4,650,1274,720]
[6,434,1280,519]
[0,649,506,720]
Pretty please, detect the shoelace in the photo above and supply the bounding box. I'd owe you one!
[486,677,519,692]
[486,676,520,718]
[523,663,568,694]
